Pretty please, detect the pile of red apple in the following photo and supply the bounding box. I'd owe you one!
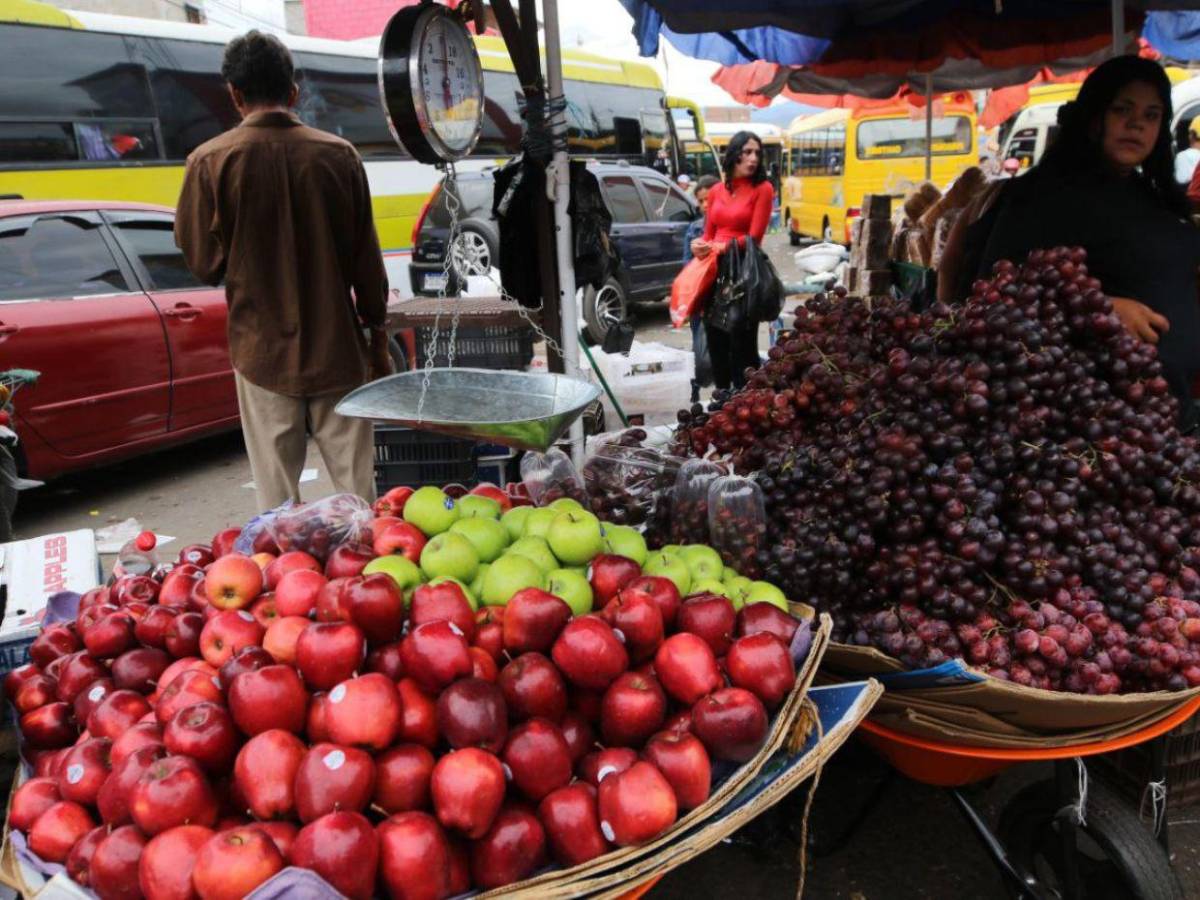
[4,483,808,900]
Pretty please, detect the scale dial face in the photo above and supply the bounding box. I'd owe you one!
[413,10,483,158]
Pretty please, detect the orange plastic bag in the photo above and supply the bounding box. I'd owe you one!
[669,253,719,328]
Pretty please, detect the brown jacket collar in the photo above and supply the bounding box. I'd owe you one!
[240,110,303,129]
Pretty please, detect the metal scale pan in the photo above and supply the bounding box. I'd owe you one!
[335,368,601,452]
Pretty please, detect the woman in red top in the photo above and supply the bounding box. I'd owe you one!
[691,130,776,390]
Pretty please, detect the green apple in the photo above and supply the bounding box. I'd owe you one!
[363,555,424,599]
[661,545,683,557]
[470,563,489,603]
[523,508,559,540]
[458,494,502,520]
[403,485,460,537]
[506,537,560,575]
[722,567,743,586]
[481,554,545,606]
[450,517,509,564]
[419,532,480,583]
[546,510,605,566]
[548,497,584,512]
[602,525,648,567]
[429,575,479,611]
[546,567,594,617]
[746,580,790,612]
[691,577,730,598]
[643,551,691,597]
[726,576,754,610]
[680,545,724,582]
[501,506,534,541]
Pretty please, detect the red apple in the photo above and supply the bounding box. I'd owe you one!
[373,486,414,518]
[30,623,81,668]
[366,641,405,680]
[204,555,263,611]
[538,782,610,867]
[597,760,677,846]
[112,647,172,694]
[623,576,682,630]
[138,824,213,900]
[177,543,216,568]
[34,748,68,779]
[29,801,96,863]
[211,528,241,559]
[578,747,638,787]
[374,744,435,814]
[551,616,629,691]
[99,745,167,826]
[294,743,375,822]
[559,711,594,765]
[164,702,237,773]
[56,651,109,703]
[377,811,451,900]
[324,542,375,580]
[21,702,77,749]
[9,776,61,833]
[469,482,511,512]
[502,718,572,801]
[431,747,505,839]
[262,615,309,665]
[164,612,205,659]
[192,827,284,900]
[600,671,667,748]
[228,665,308,736]
[15,674,59,715]
[5,662,44,703]
[306,692,332,744]
[691,687,769,762]
[474,609,504,663]
[396,678,439,749]
[111,722,164,769]
[135,606,179,651]
[589,554,642,608]
[368,515,401,543]
[252,820,297,859]
[131,755,219,836]
[155,671,223,727]
[503,588,571,654]
[273,570,327,621]
[446,836,471,896]
[295,621,365,692]
[400,621,472,693]
[470,804,546,890]
[470,647,499,682]
[234,729,306,821]
[263,551,321,591]
[663,709,694,736]
[57,736,112,806]
[373,521,428,563]
[344,573,406,644]
[112,574,160,607]
[602,592,665,664]
[159,566,203,611]
[217,645,274,691]
[677,594,737,656]
[73,678,114,724]
[410,581,476,642]
[736,602,800,644]
[90,824,148,900]
[315,576,354,623]
[252,529,280,556]
[78,602,120,636]
[498,652,568,723]
[642,730,711,811]
[435,678,507,752]
[289,811,378,900]
[78,585,111,611]
[654,633,723,706]
[199,610,265,668]
[247,595,280,629]
[727,632,796,708]
[325,673,402,751]
[66,825,106,889]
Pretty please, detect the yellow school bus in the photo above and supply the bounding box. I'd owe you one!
[783,98,978,245]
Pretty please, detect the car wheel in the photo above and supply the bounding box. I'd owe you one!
[583,277,628,345]
[387,336,409,373]
[449,227,494,279]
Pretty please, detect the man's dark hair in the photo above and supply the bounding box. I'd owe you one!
[221,30,295,106]
[695,174,720,193]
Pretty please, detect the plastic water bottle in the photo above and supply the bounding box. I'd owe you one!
[114,530,158,579]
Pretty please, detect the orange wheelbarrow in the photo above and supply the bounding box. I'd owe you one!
[844,696,1200,900]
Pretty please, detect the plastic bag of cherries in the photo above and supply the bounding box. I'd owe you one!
[708,474,767,579]
[583,439,682,535]
[519,448,588,507]
[670,459,728,546]
[265,492,373,562]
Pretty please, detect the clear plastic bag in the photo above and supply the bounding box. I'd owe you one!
[265,493,373,562]
[670,459,728,545]
[707,475,767,578]
[519,448,588,507]
[583,437,682,539]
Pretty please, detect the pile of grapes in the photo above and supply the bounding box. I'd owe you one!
[671,247,1200,694]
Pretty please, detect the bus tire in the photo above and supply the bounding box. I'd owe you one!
[822,218,834,243]
[789,228,801,247]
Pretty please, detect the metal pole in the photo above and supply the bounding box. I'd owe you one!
[542,0,585,465]
[1111,0,1125,56]
[924,73,933,182]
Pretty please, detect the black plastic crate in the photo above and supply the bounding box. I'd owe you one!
[414,325,534,371]
[373,425,476,493]
[1094,707,1200,817]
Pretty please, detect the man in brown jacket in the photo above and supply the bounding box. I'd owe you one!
[176,30,390,511]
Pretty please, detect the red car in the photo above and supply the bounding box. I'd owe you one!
[0,200,238,480]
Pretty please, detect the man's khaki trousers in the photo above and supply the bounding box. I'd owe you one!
[235,372,375,512]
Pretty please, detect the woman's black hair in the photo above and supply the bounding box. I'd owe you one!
[1034,55,1188,217]
[721,131,767,189]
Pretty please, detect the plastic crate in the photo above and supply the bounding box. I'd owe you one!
[1094,707,1200,816]
[373,425,477,493]
[475,447,519,488]
[414,324,534,371]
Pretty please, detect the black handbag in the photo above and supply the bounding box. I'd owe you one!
[705,238,783,333]
[747,239,785,323]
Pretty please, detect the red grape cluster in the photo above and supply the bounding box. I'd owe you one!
[672,247,1200,694]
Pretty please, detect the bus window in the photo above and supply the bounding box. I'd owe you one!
[1006,126,1039,168]
[295,53,400,159]
[0,123,77,164]
[75,121,160,161]
[476,69,522,156]
[856,115,972,159]
[138,38,238,160]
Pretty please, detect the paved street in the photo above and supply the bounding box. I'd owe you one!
[10,230,1200,899]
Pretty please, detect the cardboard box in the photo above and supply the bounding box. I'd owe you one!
[0,531,98,677]
[861,193,892,221]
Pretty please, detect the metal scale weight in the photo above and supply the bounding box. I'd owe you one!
[337,1,599,452]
